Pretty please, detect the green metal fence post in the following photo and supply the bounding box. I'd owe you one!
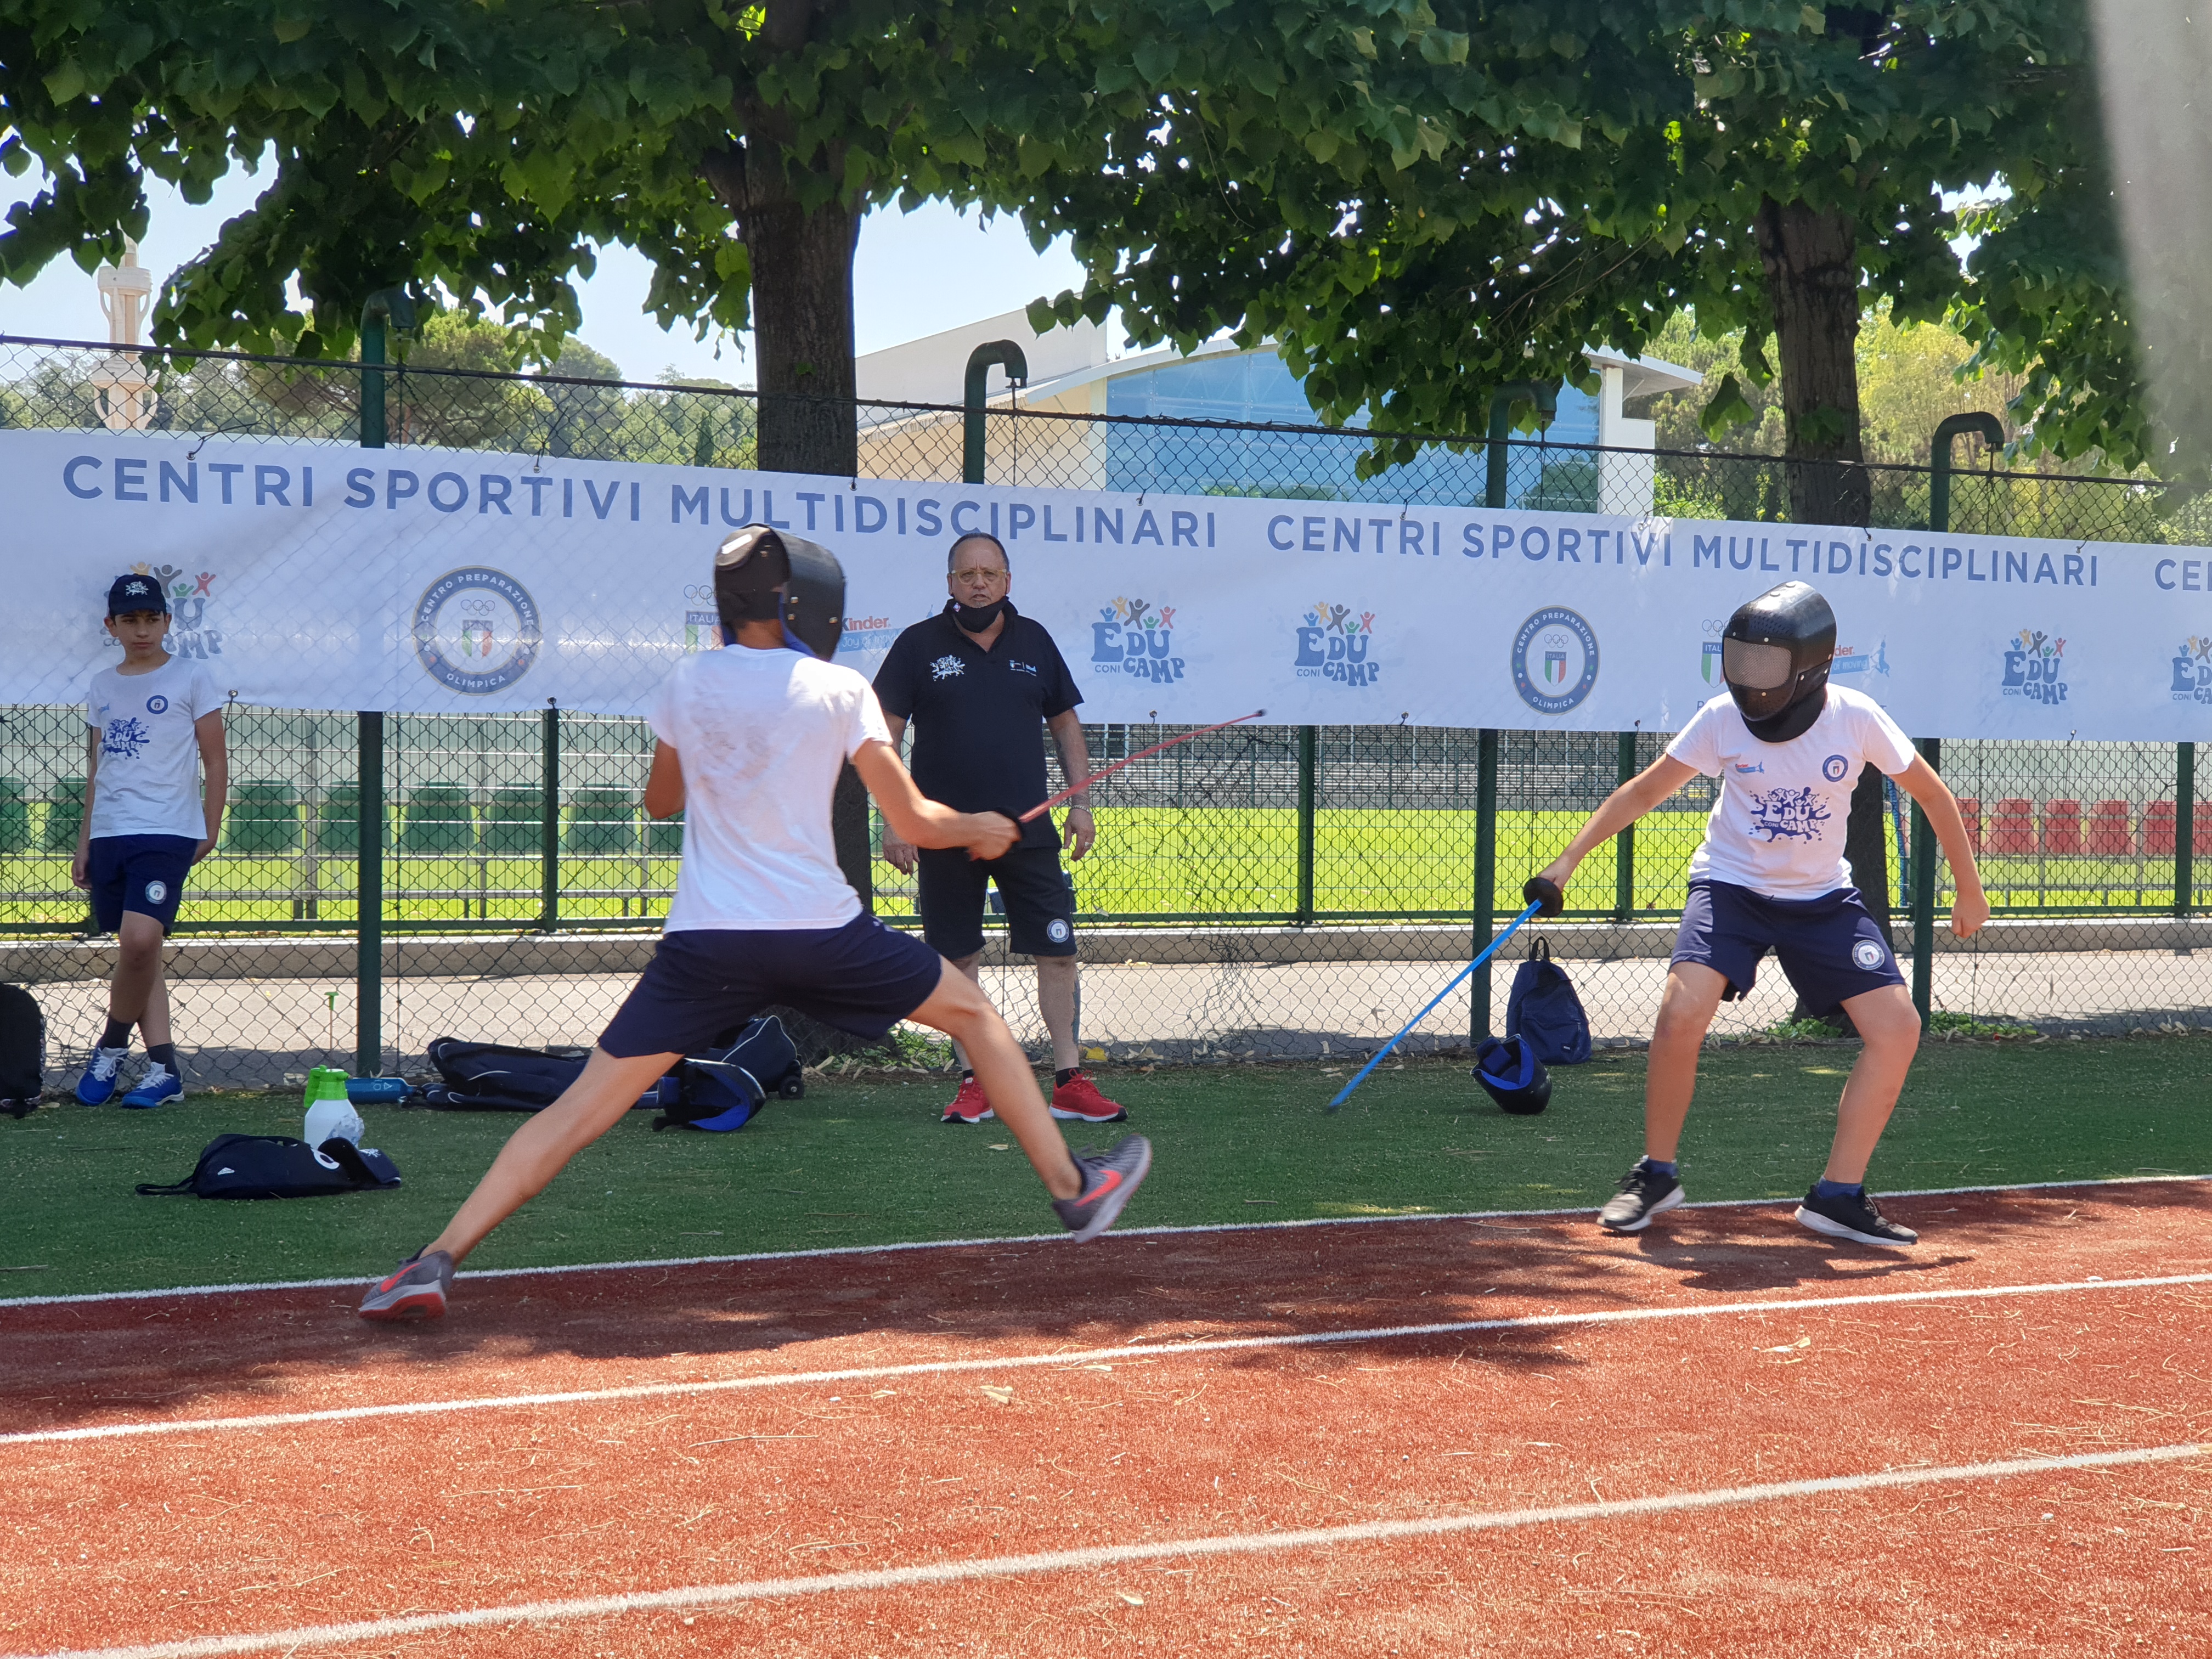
[2178,742,2196,918]
[354,712,383,1076]
[1471,728,1500,1043]
[1295,725,1317,924]
[1910,737,1940,1022]
[963,341,1029,485]
[1928,412,2004,535]
[540,702,561,932]
[1613,731,1638,921]
[1485,383,1558,509]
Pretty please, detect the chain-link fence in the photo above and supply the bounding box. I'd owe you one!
[7,335,2212,1090]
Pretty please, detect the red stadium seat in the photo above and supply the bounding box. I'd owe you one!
[2145,800,2178,855]
[2041,799,2082,855]
[1989,797,2035,855]
[2085,799,2132,856]
[1955,796,1983,852]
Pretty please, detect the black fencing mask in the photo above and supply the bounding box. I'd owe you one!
[1721,580,1837,742]
[714,524,846,661]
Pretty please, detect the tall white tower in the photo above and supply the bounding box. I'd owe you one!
[91,238,155,431]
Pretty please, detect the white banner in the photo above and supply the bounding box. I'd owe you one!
[4,428,2210,740]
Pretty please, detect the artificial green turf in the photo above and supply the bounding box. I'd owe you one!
[3,1037,2205,1299]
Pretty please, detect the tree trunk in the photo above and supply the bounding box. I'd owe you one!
[1756,195,1893,1027]
[1753,197,1870,529]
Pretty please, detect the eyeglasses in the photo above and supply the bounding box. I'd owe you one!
[951,568,1009,585]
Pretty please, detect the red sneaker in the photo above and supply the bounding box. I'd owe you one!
[1048,1070,1127,1123]
[940,1074,995,1124]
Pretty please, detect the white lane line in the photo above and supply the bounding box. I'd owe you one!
[8,1441,2203,1659]
[6,1270,2206,1449]
[2,1171,2202,1312]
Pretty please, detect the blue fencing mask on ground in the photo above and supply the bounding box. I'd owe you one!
[1722,580,1836,742]
[1472,1036,1552,1115]
[714,525,845,661]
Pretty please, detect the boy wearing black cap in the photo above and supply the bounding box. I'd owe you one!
[1531,581,1987,1247]
[71,573,228,1108]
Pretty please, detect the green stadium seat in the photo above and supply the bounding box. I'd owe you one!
[224,779,302,853]
[314,785,362,854]
[400,783,477,855]
[482,786,546,855]
[0,777,27,855]
[41,777,84,853]
[564,787,639,854]
[646,809,684,855]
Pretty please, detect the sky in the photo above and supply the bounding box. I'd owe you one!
[0,163,1090,385]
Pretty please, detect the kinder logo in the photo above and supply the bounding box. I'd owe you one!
[1092,596,1185,684]
[1294,601,1380,688]
[2171,637,2212,705]
[1831,640,1892,682]
[837,614,895,658]
[1511,606,1598,715]
[2000,628,2067,706]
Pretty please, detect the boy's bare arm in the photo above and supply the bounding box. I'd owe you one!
[643,741,685,819]
[1891,757,1989,937]
[1535,755,1700,896]
[194,709,227,861]
[851,738,1017,860]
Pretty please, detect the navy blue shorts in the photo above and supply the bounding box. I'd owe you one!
[917,843,1077,959]
[1672,879,1904,1014]
[598,915,947,1058]
[88,834,198,934]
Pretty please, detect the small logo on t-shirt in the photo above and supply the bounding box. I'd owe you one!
[1851,939,1886,970]
[929,654,966,681]
[1746,786,1832,843]
[101,716,152,760]
[1008,659,1039,677]
[1733,760,1765,775]
[145,694,168,715]
[1821,754,1848,781]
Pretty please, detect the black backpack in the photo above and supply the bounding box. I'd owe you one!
[137,1133,402,1200]
[1505,937,1592,1065]
[653,1016,805,1132]
[0,983,40,1116]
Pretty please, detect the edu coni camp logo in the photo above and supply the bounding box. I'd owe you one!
[108,562,224,659]
[1511,606,1598,715]
[2171,636,2212,705]
[1295,601,1380,687]
[1747,786,1833,844]
[2000,627,2067,705]
[1092,595,1185,685]
[413,567,541,695]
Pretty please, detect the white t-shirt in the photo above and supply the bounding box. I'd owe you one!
[650,645,893,932]
[1665,685,1917,900]
[85,657,223,840]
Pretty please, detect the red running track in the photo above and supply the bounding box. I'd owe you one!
[2,1179,2206,1657]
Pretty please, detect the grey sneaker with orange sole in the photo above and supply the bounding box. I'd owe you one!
[1053,1135,1152,1242]
[358,1249,455,1321]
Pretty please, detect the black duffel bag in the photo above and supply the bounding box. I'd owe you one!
[137,1133,402,1200]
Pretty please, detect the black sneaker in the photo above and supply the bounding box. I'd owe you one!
[1053,1135,1152,1242]
[358,1249,456,1321]
[1598,1158,1684,1233]
[1795,1187,1918,1249]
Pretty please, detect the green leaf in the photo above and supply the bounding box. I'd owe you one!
[42,61,87,104]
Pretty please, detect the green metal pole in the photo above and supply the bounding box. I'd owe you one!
[1471,729,1500,1043]
[1485,382,1559,510]
[1295,725,1317,925]
[1928,411,2002,534]
[1910,737,1940,1022]
[2177,742,2196,918]
[540,703,561,932]
[354,712,383,1076]
[963,341,1029,486]
[1613,731,1637,921]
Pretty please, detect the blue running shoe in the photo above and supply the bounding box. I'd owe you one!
[120,1062,182,1109]
[74,1046,128,1105]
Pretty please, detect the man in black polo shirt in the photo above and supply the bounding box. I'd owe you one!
[875,532,1128,1126]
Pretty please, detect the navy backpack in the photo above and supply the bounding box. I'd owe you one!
[652,1016,805,1132]
[1505,936,1592,1065]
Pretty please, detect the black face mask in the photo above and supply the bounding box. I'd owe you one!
[952,597,1007,634]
